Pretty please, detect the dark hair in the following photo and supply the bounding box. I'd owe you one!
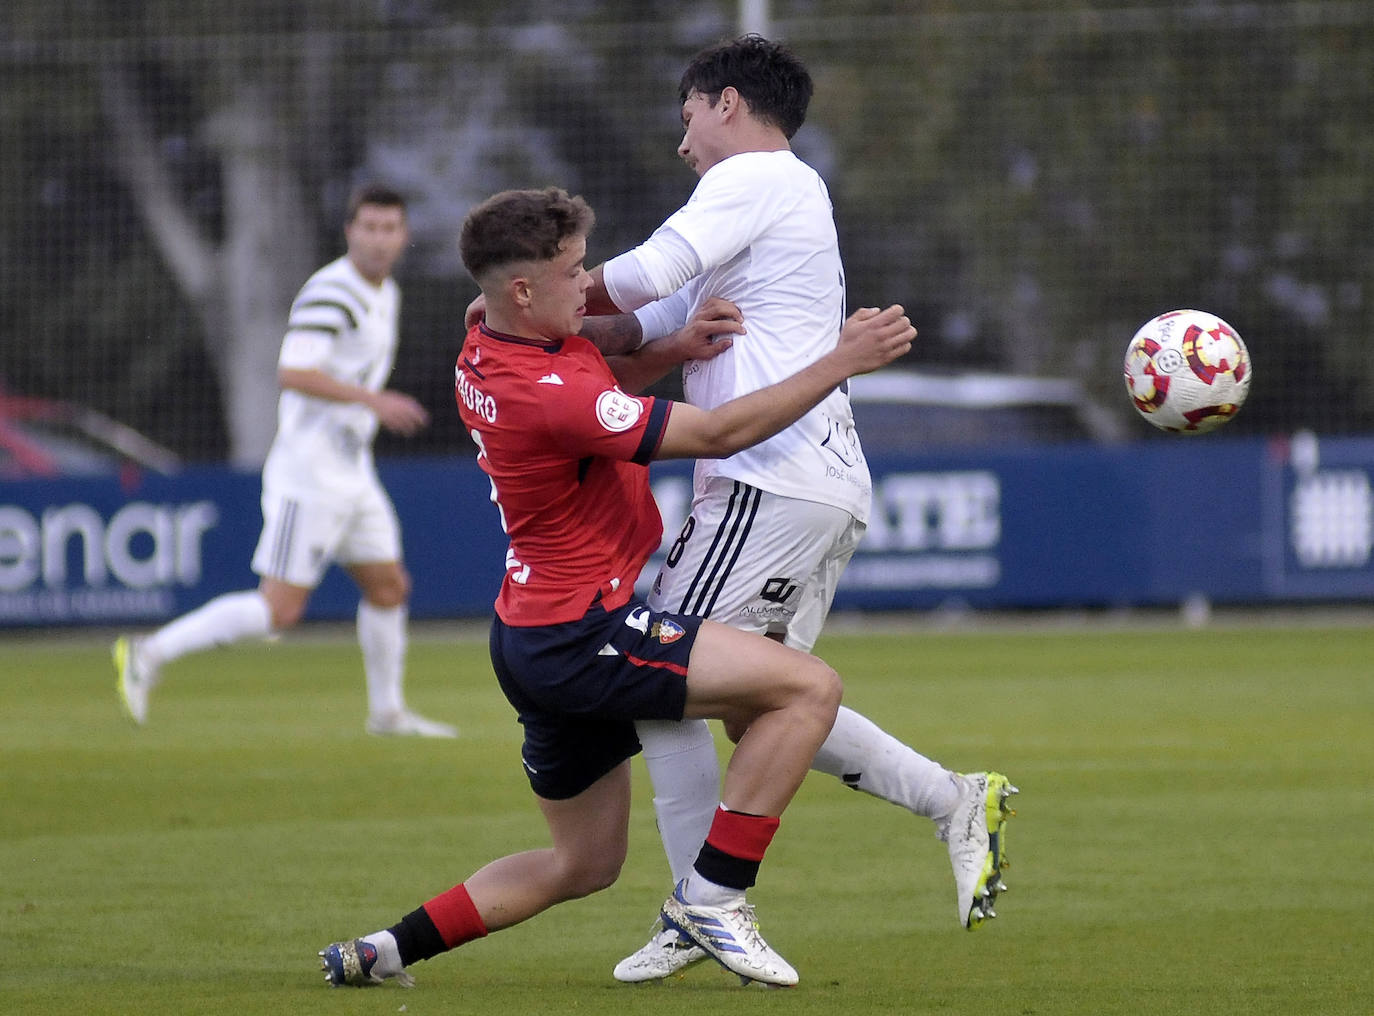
[460,187,596,284]
[346,183,407,222]
[678,34,813,139]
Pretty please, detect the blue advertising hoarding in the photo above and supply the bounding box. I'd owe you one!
[1,436,1371,629]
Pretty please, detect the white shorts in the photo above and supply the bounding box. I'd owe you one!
[645,476,864,653]
[250,479,402,589]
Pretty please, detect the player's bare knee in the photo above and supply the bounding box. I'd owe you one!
[366,589,406,610]
[369,575,410,608]
[798,657,842,724]
[264,596,304,630]
[722,717,748,744]
[560,848,625,898]
[354,563,411,609]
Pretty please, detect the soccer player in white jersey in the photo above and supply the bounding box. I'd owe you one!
[583,36,1019,978]
[113,184,456,739]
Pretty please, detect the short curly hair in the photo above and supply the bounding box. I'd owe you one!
[678,34,813,139]
[460,187,595,285]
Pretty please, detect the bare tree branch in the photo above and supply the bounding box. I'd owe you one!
[98,60,217,302]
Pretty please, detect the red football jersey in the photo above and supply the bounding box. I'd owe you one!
[454,323,673,626]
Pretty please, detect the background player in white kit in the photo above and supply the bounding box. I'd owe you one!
[580,36,1019,978]
[114,184,456,739]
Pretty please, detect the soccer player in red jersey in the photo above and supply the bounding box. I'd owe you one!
[320,186,914,988]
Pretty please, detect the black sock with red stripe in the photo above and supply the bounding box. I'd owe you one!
[388,882,488,965]
[690,805,780,893]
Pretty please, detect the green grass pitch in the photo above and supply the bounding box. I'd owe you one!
[4,617,1372,1015]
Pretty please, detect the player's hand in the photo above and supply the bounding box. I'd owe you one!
[834,304,915,376]
[464,293,487,330]
[372,390,430,435]
[661,297,745,363]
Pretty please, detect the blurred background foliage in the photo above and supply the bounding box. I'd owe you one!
[1,0,1371,463]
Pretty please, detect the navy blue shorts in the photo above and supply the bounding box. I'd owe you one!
[489,599,702,800]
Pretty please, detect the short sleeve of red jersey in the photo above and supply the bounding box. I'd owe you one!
[542,350,671,465]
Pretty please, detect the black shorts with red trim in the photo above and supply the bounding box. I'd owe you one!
[489,598,702,800]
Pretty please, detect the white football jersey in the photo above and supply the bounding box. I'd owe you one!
[639,150,871,522]
[261,255,400,499]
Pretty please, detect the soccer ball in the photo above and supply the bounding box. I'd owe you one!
[1123,309,1251,434]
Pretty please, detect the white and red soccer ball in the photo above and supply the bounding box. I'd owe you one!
[1123,309,1251,434]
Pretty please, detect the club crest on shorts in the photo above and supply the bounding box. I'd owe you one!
[650,619,686,644]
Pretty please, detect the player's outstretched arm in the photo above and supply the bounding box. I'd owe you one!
[583,264,623,317]
[604,298,744,394]
[656,304,914,460]
[580,314,645,358]
[279,368,429,436]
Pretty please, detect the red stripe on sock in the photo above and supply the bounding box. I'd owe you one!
[704,806,780,862]
[422,882,488,949]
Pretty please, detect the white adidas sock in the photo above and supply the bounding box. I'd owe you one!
[143,590,273,669]
[637,718,721,885]
[357,601,407,718]
[810,705,961,819]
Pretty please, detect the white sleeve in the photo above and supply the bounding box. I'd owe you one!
[602,226,702,311]
[277,330,333,370]
[660,155,790,275]
[279,269,359,370]
[605,156,794,313]
[633,289,693,344]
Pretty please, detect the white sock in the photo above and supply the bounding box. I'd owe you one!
[361,930,403,976]
[357,601,407,717]
[637,719,721,885]
[143,590,273,669]
[810,706,961,819]
[681,869,746,909]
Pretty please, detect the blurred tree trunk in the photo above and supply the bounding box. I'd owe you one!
[210,78,315,467]
[100,64,314,467]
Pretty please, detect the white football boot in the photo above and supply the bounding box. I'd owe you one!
[613,920,708,982]
[936,771,1018,929]
[113,635,159,725]
[365,709,458,738]
[659,882,798,987]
